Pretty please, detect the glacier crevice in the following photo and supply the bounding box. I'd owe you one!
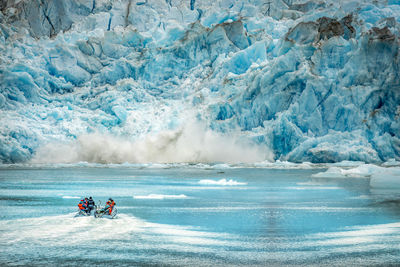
[0,0,399,164]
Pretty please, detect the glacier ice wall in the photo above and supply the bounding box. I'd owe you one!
[0,0,399,164]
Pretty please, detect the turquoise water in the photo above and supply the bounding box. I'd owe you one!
[0,167,400,266]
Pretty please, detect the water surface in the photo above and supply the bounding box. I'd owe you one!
[0,167,399,266]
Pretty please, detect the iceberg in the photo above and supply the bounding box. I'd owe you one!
[0,0,399,164]
[312,162,400,189]
[312,164,384,178]
[370,168,400,189]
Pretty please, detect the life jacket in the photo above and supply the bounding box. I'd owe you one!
[104,201,114,214]
[78,202,85,210]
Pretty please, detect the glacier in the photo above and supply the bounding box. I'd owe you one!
[0,0,400,164]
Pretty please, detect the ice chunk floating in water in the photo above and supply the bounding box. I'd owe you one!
[313,164,400,189]
[198,178,247,185]
[0,0,400,164]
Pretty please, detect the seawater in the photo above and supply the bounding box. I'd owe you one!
[0,167,399,266]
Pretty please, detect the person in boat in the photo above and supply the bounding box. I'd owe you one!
[102,198,116,215]
[78,199,89,214]
[87,196,95,212]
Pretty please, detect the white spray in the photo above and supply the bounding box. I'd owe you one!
[31,122,273,164]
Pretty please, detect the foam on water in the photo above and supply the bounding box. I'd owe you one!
[133,194,188,199]
[2,212,398,265]
[198,178,247,186]
[0,213,234,250]
[304,222,400,249]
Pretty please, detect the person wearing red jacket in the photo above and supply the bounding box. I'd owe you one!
[103,198,115,215]
[78,199,88,214]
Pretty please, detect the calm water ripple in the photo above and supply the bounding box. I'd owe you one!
[0,167,399,266]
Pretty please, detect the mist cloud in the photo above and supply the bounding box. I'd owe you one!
[31,122,273,164]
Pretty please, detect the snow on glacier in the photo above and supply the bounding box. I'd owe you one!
[0,0,399,164]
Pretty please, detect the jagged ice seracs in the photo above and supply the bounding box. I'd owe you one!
[0,0,399,164]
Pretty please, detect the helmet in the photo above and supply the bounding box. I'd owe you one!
[109,198,113,201]
[89,196,93,200]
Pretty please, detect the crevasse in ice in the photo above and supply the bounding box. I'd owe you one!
[0,0,399,164]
